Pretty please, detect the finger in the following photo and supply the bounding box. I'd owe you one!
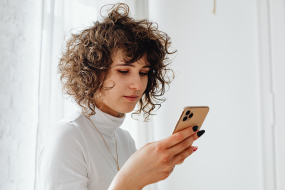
[168,130,205,156]
[170,146,197,166]
[169,135,194,156]
[176,146,198,165]
[192,130,205,142]
[142,141,155,148]
[160,126,199,148]
[169,166,175,175]
[177,160,184,165]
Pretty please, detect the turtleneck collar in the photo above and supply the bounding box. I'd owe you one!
[89,105,126,135]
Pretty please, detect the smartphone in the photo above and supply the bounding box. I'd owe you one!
[171,106,209,135]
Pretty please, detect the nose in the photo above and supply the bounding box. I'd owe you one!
[129,74,143,90]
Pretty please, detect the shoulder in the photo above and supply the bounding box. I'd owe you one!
[55,111,84,126]
[39,112,90,166]
[38,112,90,189]
[44,111,86,145]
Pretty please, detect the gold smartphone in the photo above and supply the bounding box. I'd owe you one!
[171,106,210,134]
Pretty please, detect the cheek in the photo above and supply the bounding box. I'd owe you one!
[104,72,125,88]
[104,77,126,96]
[143,77,148,88]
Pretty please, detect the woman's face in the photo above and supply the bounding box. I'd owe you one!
[94,51,150,117]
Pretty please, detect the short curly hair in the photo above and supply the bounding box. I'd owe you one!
[58,3,176,121]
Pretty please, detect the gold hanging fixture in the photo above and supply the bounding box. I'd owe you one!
[213,0,216,15]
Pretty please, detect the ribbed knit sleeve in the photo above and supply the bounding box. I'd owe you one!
[37,122,89,190]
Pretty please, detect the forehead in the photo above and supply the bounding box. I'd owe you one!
[111,51,150,68]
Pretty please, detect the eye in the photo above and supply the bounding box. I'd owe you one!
[118,71,148,76]
[139,72,148,76]
[118,71,129,75]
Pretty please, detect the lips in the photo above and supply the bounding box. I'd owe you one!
[124,96,138,101]
[125,95,138,98]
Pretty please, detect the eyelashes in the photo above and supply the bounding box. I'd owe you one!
[118,70,148,76]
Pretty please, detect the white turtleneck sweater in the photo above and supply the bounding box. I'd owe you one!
[37,106,137,190]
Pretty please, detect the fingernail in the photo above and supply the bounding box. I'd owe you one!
[192,126,198,132]
[192,146,198,152]
[197,130,205,137]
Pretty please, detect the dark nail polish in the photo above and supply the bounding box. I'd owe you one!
[192,126,198,132]
[197,130,205,137]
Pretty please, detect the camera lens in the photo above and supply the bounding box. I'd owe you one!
[186,110,190,115]
[183,116,187,121]
[189,113,193,118]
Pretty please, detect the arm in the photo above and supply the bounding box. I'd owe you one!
[37,123,89,190]
[108,126,205,190]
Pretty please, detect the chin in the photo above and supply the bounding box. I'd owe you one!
[119,104,137,113]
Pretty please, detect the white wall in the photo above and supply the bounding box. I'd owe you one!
[149,1,262,189]
[0,0,41,189]
[267,0,285,189]
[1,0,283,190]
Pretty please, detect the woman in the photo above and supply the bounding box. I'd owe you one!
[37,3,205,190]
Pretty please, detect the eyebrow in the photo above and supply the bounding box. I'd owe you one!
[115,64,150,68]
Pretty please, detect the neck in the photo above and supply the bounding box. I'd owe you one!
[95,100,124,118]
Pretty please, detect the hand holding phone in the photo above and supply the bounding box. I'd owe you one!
[111,123,205,189]
[172,106,209,164]
[111,106,210,190]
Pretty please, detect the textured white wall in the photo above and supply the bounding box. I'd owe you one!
[149,1,262,190]
[1,0,283,190]
[0,0,41,189]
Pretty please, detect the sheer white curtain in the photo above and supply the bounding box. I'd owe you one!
[34,0,156,189]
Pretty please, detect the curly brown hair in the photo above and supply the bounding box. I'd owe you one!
[58,3,176,121]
